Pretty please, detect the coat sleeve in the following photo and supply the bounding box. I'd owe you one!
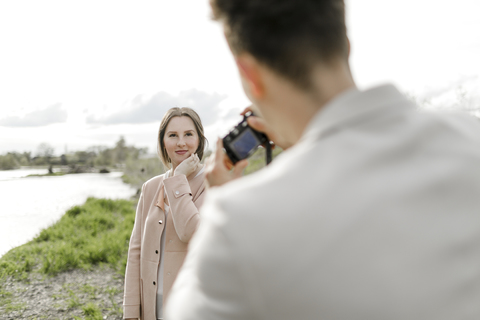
[163,174,204,243]
[164,196,254,320]
[123,183,145,319]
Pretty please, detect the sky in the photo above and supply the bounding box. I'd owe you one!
[1,0,479,156]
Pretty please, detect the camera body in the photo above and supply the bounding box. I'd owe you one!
[223,111,269,164]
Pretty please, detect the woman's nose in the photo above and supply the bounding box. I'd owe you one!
[177,138,186,146]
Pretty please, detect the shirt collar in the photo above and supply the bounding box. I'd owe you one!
[299,84,414,144]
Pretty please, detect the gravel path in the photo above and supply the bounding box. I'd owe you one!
[0,266,125,320]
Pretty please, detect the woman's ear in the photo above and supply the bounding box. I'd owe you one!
[235,54,265,100]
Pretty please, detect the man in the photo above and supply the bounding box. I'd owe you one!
[166,0,480,319]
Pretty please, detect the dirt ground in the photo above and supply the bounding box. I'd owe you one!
[0,266,125,320]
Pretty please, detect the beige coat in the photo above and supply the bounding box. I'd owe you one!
[123,167,206,320]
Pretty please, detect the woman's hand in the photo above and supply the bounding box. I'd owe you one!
[174,153,200,177]
[205,138,248,188]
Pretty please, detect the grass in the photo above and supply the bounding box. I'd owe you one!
[67,289,82,309]
[4,301,26,312]
[82,302,103,320]
[244,146,283,175]
[0,289,13,309]
[26,172,67,177]
[81,284,98,299]
[0,197,135,318]
[0,288,26,313]
[0,197,136,281]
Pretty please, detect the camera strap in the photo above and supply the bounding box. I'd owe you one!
[266,141,272,165]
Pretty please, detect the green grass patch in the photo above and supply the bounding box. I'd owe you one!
[25,172,67,177]
[66,288,83,309]
[81,284,98,299]
[4,301,26,312]
[244,146,283,175]
[0,288,13,297]
[0,197,136,280]
[82,302,103,320]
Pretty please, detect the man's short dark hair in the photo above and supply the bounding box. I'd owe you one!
[210,0,348,90]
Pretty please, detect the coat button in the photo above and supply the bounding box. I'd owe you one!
[155,250,158,254]
[175,191,179,195]
[159,220,163,224]
[153,281,156,285]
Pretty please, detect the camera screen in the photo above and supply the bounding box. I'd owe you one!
[231,128,261,159]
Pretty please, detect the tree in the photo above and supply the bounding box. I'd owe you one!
[36,143,55,163]
[114,136,128,163]
[22,151,31,165]
[0,153,18,170]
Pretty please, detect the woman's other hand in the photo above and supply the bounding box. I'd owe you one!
[174,153,200,177]
[205,138,248,188]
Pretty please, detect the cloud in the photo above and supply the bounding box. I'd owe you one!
[0,103,67,127]
[87,89,227,126]
[422,77,480,110]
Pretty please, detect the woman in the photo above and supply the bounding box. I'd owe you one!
[123,107,207,320]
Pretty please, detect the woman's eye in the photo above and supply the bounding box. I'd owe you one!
[169,134,176,137]
[186,132,193,136]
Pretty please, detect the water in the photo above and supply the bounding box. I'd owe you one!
[0,167,52,181]
[0,168,137,257]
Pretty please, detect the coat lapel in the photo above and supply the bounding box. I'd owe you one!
[155,179,165,211]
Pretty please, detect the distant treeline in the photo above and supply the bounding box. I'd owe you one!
[0,136,283,196]
[0,137,149,171]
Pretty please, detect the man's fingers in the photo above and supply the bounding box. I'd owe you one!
[224,157,234,170]
[240,105,253,116]
[233,159,248,178]
[215,138,225,164]
[246,116,266,132]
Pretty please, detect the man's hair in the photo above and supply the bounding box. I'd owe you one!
[157,107,207,169]
[210,0,348,90]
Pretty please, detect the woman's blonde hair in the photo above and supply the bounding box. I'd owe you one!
[157,107,207,168]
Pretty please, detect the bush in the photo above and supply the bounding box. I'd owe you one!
[122,157,164,193]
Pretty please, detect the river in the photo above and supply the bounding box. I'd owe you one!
[0,168,137,257]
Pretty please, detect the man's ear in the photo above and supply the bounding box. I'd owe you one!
[235,54,265,99]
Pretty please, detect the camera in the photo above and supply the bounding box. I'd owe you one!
[223,111,269,164]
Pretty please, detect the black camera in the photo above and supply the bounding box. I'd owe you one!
[223,111,270,164]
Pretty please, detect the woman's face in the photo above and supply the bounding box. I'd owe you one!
[163,116,200,169]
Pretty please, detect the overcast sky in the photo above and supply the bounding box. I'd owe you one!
[1,0,479,156]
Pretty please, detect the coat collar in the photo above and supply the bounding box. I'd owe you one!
[299,84,415,144]
[155,165,205,211]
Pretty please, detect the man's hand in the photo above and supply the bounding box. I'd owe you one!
[241,107,292,150]
[205,139,248,188]
[174,153,200,177]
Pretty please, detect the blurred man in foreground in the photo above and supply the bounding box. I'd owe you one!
[166,0,480,319]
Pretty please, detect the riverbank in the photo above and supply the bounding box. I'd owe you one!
[0,197,136,319]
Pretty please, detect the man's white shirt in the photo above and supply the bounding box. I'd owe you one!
[166,84,480,320]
